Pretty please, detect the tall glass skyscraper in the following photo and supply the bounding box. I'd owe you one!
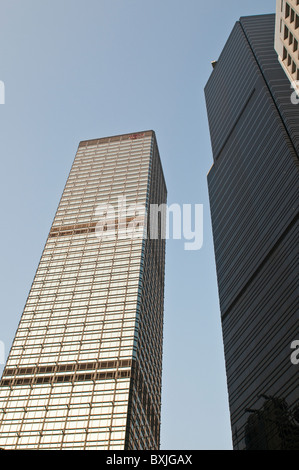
[205,15,299,450]
[0,130,167,450]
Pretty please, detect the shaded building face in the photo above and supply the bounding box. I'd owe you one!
[205,15,299,450]
[0,130,167,450]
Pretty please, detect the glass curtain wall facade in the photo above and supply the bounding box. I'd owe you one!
[205,15,299,450]
[0,130,167,450]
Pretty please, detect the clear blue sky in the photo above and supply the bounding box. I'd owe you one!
[0,0,276,450]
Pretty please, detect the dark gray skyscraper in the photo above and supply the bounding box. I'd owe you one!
[0,130,167,450]
[205,15,299,450]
